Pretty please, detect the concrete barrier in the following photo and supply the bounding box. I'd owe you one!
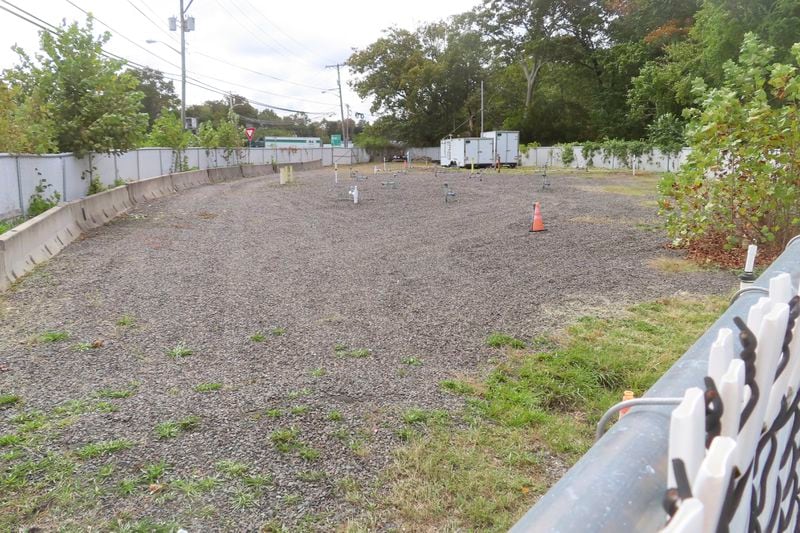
[127,175,176,204]
[0,203,82,289]
[0,159,323,291]
[211,165,247,182]
[241,164,276,178]
[170,169,212,191]
[74,186,133,230]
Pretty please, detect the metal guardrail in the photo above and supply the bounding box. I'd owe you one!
[510,239,800,532]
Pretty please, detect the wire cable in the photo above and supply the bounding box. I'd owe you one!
[0,2,333,116]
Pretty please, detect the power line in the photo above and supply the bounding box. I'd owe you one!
[0,1,333,116]
[188,49,330,91]
[210,0,291,59]
[126,0,178,44]
[60,0,333,112]
[63,0,182,70]
[237,0,318,58]
[227,0,303,60]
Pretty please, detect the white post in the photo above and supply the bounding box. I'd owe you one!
[383,157,386,171]
[352,185,359,204]
[739,244,758,288]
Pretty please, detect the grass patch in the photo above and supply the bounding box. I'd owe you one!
[76,439,134,459]
[194,382,222,393]
[141,460,169,483]
[402,356,424,366]
[647,256,709,273]
[402,408,449,426]
[327,410,343,421]
[310,367,326,378]
[116,314,136,327]
[269,428,299,453]
[270,327,286,336]
[486,333,525,349]
[250,331,266,342]
[155,416,200,439]
[35,330,70,343]
[334,344,371,358]
[0,217,23,234]
[215,459,250,477]
[166,342,192,358]
[290,405,309,415]
[381,294,725,531]
[0,394,21,408]
[440,379,477,395]
[265,408,283,418]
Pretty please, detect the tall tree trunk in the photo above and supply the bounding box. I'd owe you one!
[521,57,545,110]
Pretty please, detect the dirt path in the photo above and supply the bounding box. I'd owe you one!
[0,167,736,530]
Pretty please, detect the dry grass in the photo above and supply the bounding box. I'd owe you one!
[647,256,709,273]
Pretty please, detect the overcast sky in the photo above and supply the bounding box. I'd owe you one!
[0,0,481,123]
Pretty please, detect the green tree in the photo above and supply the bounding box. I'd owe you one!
[132,67,179,127]
[660,34,800,253]
[348,19,489,144]
[0,81,56,153]
[147,110,194,172]
[3,17,147,156]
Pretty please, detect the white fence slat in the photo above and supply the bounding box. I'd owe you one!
[668,387,706,489]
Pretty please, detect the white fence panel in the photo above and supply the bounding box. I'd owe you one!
[0,157,19,218]
[64,156,90,201]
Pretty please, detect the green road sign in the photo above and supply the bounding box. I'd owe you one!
[331,134,342,146]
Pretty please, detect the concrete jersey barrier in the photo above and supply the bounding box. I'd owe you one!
[170,169,212,191]
[0,160,320,291]
[0,203,82,289]
[127,174,176,204]
[74,186,133,230]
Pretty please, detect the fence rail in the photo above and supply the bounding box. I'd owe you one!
[511,238,800,532]
[0,146,368,219]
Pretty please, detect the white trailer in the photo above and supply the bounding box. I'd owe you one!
[483,130,520,167]
[440,137,493,168]
[440,138,451,166]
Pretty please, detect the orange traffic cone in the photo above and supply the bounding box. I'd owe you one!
[529,202,546,232]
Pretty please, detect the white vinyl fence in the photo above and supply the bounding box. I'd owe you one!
[0,146,369,219]
[661,271,800,532]
[410,145,692,172]
[522,145,692,172]
[511,238,800,532]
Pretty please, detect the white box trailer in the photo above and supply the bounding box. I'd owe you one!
[440,137,493,168]
[440,138,451,166]
[483,130,520,167]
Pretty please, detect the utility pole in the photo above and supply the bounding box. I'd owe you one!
[480,80,484,135]
[325,63,346,147]
[345,104,351,149]
[170,0,195,130]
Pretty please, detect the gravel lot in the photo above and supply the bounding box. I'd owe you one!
[0,166,737,530]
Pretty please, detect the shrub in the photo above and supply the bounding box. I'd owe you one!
[28,179,60,217]
[660,34,800,252]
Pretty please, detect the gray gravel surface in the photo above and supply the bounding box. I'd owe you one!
[0,167,737,530]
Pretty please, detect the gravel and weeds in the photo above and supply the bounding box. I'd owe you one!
[0,167,736,530]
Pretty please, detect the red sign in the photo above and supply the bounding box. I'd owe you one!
[245,127,256,141]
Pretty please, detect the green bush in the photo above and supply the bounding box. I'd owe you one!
[557,142,576,166]
[660,34,800,252]
[27,179,61,217]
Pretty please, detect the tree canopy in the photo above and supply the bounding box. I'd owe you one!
[347,0,800,145]
[2,17,148,156]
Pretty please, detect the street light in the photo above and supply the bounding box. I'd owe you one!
[145,39,180,55]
